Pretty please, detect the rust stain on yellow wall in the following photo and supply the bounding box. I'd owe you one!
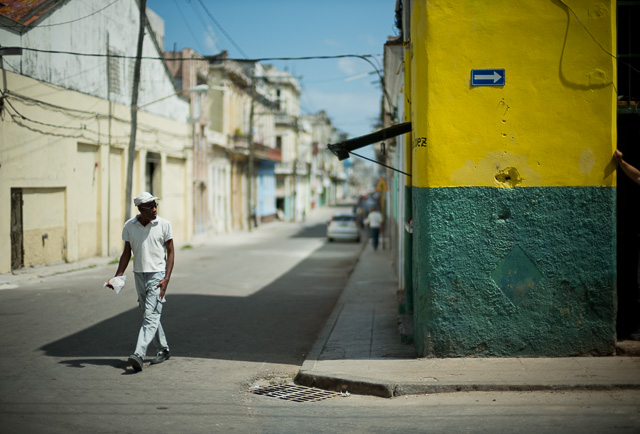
[450,152,543,187]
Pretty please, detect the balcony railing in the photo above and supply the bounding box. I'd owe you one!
[275,113,298,127]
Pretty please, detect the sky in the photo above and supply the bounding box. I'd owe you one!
[147,0,399,143]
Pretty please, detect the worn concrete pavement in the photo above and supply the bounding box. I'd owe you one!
[297,237,640,398]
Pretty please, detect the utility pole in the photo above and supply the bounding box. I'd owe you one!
[293,121,298,222]
[106,34,113,255]
[125,0,146,221]
[247,73,255,232]
[0,47,22,95]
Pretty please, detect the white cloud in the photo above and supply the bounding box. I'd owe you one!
[360,33,378,48]
[323,38,342,47]
[203,25,219,53]
[337,58,358,76]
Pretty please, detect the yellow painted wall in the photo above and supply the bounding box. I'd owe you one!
[163,156,189,241]
[404,45,413,185]
[410,0,617,188]
[0,73,192,273]
[22,188,66,267]
[75,143,101,259]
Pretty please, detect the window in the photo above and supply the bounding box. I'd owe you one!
[146,153,161,195]
[618,2,639,109]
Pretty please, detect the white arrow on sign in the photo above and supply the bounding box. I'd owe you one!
[473,71,503,83]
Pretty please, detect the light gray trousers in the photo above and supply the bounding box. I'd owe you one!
[133,271,169,358]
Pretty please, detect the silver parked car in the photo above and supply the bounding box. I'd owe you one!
[327,213,361,242]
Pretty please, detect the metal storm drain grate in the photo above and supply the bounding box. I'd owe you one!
[250,384,342,402]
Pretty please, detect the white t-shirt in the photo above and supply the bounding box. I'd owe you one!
[365,211,383,228]
[122,215,173,273]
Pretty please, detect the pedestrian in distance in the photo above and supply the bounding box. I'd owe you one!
[106,192,175,371]
[365,208,383,251]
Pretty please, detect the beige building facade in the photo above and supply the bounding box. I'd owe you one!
[1,0,192,274]
[1,72,191,274]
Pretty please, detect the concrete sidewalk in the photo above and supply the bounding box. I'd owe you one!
[297,239,640,398]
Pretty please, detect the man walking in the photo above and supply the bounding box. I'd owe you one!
[108,192,174,371]
[365,208,383,251]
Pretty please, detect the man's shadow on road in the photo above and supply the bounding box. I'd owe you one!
[59,358,129,369]
[40,222,364,370]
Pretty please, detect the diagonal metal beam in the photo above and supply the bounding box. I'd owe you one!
[327,122,412,161]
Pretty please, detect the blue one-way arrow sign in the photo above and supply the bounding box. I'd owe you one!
[471,69,505,86]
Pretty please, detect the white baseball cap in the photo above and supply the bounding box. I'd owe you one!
[133,192,159,206]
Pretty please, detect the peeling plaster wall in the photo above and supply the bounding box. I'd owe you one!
[409,0,617,356]
[0,0,189,122]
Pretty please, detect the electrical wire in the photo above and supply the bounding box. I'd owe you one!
[558,0,615,58]
[8,90,99,119]
[1,0,120,29]
[195,0,248,58]
[4,47,393,112]
[2,90,191,145]
[171,0,205,52]
[558,0,640,75]
[349,150,410,177]
[5,47,381,65]
[186,0,220,54]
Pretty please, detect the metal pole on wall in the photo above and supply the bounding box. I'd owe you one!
[124,0,146,221]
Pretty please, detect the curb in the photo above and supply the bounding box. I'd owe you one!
[296,371,396,398]
[296,370,640,398]
[296,241,640,398]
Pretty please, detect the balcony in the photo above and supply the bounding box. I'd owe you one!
[254,142,282,163]
[275,113,298,128]
[275,161,309,175]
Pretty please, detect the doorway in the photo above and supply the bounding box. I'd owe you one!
[616,1,640,339]
[10,188,24,271]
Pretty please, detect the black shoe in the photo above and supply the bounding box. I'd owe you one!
[151,350,170,365]
[128,354,143,372]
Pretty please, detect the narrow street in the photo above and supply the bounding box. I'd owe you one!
[1,205,639,433]
[0,204,364,432]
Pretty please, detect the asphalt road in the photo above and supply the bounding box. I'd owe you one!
[1,204,639,433]
[0,204,362,432]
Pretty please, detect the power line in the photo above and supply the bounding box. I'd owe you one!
[194,0,248,58]
[4,89,87,116]
[3,46,395,130]
[185,0,220,53]
[172,0,205,51]
[4,48,387,84]
[1,0,120,29]
[5,47,379,65]
[1,90,190,143]
[557,0,640,75]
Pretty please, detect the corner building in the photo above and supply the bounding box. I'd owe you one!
[406,0,617,356]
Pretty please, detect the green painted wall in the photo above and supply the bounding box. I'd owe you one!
[413,186,616,356]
